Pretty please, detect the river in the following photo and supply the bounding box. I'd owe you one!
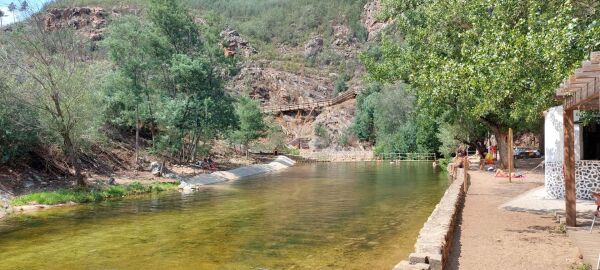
[0,162,448,270]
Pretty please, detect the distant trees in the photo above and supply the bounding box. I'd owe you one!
[230,97,266,156]
[366,0,600,167]
[19,1,27,12]
[103,0,238,163]
[0,10,5,27]
[8,3,16,23]
[352,83,440,154]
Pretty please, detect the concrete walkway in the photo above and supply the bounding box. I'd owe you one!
[448,170,581,270]
[501,186,597,214]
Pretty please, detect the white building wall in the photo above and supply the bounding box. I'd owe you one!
[544,106,581,162]
[544,106,587,199]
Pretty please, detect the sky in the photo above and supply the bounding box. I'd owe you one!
[0,0,51,25]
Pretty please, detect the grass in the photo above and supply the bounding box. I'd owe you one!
[11,182,179,206]
[571,263,592,270]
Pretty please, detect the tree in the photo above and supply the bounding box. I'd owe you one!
[8,2,16,23]
[19,1,28,12]
[103,16,169,164]
[366,0,600,168]
[0,12,103,186]
[0,10,5,27]
[0,74,39,164]
[147,0,201,55]
[230,97,266,156]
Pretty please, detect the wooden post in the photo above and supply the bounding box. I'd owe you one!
[564,109,577,226]
[463,156,469,193]
[508,128,513,183]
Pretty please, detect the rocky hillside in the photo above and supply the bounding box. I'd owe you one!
[40,0,389,151]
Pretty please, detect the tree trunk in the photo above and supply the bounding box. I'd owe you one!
[63,133,85,187]
[135,106,140,167]
[493,129,511,170]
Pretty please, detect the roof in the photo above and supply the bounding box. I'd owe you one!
[556,51,600,111]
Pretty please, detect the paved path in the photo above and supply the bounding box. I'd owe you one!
[448,170,581,270]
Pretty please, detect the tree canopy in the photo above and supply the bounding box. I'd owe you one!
[364,0,600,166]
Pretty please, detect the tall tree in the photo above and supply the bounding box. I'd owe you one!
[0,10,5,27]
[19,1,28,12]
[103,16,169,164]
[0,11,103,186]
[365,0,600,168]
[230,97,266,157]
[8,2,16,23]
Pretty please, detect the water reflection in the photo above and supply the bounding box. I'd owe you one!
[0,162,447,270]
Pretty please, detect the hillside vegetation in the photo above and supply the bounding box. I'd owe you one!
[51,0,369,46]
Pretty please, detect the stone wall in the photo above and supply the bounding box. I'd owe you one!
[545,160,600,200]
[394,169,467,270]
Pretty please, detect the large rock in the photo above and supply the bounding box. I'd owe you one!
[220,28,257,57]
[362,0,390,41]
[304,36,324,58]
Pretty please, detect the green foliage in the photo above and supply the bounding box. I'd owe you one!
[191,0,369,46]
[353,82,440,154]
[314,123,329,138]
[0,77,39,163]
[230,97,266,148]
[102,0,237,162]
[333,72,351,95]
[148,0,201,54]
[368,0,600,131]
[1,21,105,181]
[580,110,600,127]
[353,83,382,141]
[11,182,179,206]
[252,116,287,153]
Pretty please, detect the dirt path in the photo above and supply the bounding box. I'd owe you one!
[448,169,581,270]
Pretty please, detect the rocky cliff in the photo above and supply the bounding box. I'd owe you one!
[40,0,387,151]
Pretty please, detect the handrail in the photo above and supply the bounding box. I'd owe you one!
[261,89,358,113]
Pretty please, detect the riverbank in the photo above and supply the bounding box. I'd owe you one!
[179,155,296,190]
[448,168,583,269]
[4,182,179,218]
[1,156,296,219]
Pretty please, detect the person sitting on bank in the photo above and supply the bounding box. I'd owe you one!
[495,169,525,178]
[448,152,465,176]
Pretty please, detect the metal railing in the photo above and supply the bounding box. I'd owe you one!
[377,152,437,161]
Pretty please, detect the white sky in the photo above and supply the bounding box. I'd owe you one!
[0,0,50,25]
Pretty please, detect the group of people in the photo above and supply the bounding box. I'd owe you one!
[196,157,218,171]
[445,148,527,179]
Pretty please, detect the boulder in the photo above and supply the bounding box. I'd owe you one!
[150,161,164,176]
[304,36,324,58]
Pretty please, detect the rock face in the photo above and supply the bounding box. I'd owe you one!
[229,62,331,106]
[304,36,324,58]
[45,7,109,41]
[362,0,389,41]
[220,28,257,57]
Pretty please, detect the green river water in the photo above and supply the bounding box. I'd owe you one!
[0,162,448,270]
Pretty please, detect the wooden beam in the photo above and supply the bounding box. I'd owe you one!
[564,109,576,227]
[508,128,513,183]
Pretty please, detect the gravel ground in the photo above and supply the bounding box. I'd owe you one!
[448,169,582,270]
